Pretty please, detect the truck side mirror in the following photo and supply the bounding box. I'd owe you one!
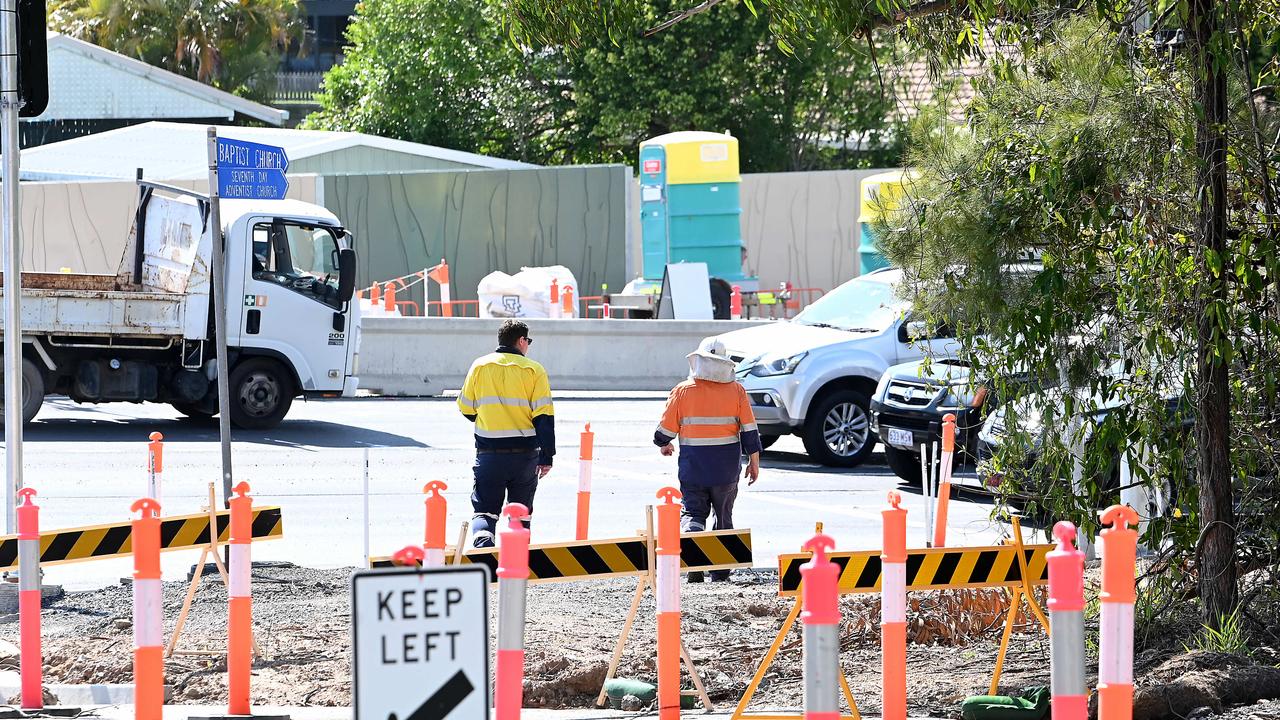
[338,248,357,303]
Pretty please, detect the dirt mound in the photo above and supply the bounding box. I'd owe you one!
[1133,652,1280,720]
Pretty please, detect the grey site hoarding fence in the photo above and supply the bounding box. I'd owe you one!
[319,165,631,312]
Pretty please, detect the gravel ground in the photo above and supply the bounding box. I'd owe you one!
[0,564,1055,717]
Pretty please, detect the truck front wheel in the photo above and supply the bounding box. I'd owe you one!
[229,358,294,430]
[0,358,44,426]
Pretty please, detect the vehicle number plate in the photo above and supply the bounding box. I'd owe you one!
[887,428,913,447]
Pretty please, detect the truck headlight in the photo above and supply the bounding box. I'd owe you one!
[941,384,988,410]
[749,352,808,377]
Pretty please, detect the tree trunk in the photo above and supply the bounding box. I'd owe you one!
[1188,0,1237,627]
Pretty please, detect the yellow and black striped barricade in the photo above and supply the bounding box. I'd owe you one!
[372,523,753,711]
[0,506,285,571]
[776,542,1052,596]
[370,527,753,581]
[734,522,1050,720]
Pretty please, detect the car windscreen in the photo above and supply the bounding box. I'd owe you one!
[792,276,906,332]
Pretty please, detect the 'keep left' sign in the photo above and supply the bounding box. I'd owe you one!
[352,565,489,720]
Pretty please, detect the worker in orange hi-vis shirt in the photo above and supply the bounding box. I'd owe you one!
[654,337,762,582]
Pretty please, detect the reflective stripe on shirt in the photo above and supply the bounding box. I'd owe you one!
[473,396,535,408]
[475,427,537,439]
[679,435,740,447]
[681,416,739,425]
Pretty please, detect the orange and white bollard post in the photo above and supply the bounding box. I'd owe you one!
[932,414,956,547]
[562,286,575,319]
[549,279,561,319]
[801,532,840,720]
[881,491,907,720]
[147,432,164,505]
[496,503,531,720]
[132,497,164,720]
[1047,521,1086,720]
[369,282,381,306]
[1098,505,1139,720]
[227,482,254,716]
[17,488,42,710]
[423,481,448,567]
[427,259,452,317]
[655,487,683,720]
[383,281,397,313]
[730,286,743,320]
[575,424,594,540]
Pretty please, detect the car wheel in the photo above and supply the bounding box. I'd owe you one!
[802,389,875,467]
[884,445,923,484]
[0,358,44,425]
[760,434,780,450]
[229,358,294,430]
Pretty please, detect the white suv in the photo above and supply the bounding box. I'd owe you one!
[711,268,959,467]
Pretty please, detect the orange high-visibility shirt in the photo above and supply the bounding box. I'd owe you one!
[654,379,762,486]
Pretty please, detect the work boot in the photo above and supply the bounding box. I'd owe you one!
[687,571,704,583]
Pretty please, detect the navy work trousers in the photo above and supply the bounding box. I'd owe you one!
[680,481,739,580]
[470,449,539,547]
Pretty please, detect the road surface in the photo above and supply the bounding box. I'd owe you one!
[9,394,1022,589]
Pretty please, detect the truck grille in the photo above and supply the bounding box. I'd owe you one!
[876,411,934,432]
[886,379,940,407]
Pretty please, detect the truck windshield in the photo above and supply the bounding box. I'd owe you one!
[792,276,906,332]
[253,222,343,306]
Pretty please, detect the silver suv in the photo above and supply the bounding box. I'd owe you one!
[710,268,960,467]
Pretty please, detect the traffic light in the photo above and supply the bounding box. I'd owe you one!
[17,0,47,118]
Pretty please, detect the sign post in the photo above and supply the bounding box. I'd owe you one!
[205,132,291,512]
[352,564,489,720]
[2,0,23,535]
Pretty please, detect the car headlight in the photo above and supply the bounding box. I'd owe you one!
[940,384,988,410]
[748,351,808,377]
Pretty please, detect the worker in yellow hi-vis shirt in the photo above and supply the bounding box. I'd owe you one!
[458,320,556,547]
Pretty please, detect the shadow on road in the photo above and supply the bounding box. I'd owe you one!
[761,448,901,477]
[22,402,426,449]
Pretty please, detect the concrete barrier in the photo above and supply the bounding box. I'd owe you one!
[359,317,768,396]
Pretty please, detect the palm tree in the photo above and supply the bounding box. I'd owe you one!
[48,0,304,101]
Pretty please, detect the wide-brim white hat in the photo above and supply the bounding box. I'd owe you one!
[686,337,735,367]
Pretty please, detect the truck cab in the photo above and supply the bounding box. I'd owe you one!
[2,183,360,429]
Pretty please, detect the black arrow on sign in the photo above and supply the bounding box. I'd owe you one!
[388,669,475,720]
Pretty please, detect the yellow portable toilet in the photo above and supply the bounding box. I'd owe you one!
[858,169,920,272]
[637,131,748,282]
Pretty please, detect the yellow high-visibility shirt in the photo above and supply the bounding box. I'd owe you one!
[458,350,555,461]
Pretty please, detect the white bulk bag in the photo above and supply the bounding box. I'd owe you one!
[477,265,580,318]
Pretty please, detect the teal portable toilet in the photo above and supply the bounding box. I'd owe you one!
[638,131,749,283]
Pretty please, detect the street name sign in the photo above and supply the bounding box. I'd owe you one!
[215,137,290,200]
[352,565,489,720]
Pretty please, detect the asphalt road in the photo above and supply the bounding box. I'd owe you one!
[9,395,1021,589]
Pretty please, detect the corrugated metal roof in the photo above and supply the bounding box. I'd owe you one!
[32,33,287,126]
[20,121,538,181]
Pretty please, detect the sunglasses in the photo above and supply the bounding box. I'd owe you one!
[522,336,533,345]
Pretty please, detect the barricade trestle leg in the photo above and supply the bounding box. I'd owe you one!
[595,503,715,713]
[732,523,861,720]
[167,483,266,662]
[736,516,1054,720]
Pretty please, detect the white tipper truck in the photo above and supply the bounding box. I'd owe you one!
[0,181,360,428]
